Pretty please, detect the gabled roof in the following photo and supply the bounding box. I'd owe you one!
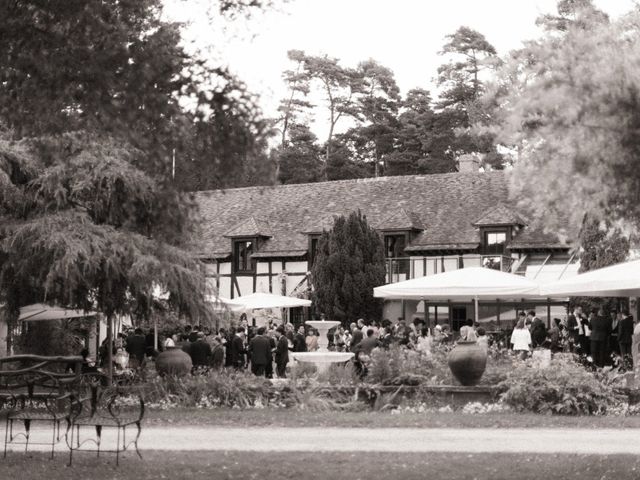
[376,208,424,231]
[473,204,527,227]
[223,216,272,238]
[193,172,569,259]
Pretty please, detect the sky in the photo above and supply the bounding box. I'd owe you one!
[164,0,636,139]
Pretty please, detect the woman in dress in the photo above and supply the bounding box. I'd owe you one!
[510,318,532,360]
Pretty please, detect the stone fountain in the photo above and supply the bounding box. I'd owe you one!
[291,320,353,373]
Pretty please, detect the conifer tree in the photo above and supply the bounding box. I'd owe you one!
[311,211,385,325]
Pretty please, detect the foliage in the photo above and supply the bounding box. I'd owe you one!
[487,4,640,236]
[365,344,451,385]
[498,357,623,415]
[386,89,457,175]
[275,124,324,184]
[146,370,277,408]
[570,216,630,312]
[0,0,282,347]
[311,211,385,324]
[436,26,502,169]
[16,319,90,356]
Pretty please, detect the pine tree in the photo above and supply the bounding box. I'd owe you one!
[311,211,386,325]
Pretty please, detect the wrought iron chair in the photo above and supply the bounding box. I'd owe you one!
[66,373,144,466]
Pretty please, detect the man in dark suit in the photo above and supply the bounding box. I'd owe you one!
[230,327,246,370]
[189,332,212,371]
[358,328,379,356]
[589,308,611,368]
[248,327,271,377]
[274,326,289,378]
[293,325,307,352]
[618,311,634,370]
[528,310,547,348]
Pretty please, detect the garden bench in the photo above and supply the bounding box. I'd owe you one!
[65,372,145,466]
[0,354,82,459]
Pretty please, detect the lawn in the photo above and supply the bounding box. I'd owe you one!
[2,451,640,480]
[143,407,640,429]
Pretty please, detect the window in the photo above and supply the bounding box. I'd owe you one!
[233,239,255,272]
[484,230,507,255]
[309,236,320,266]
[384,234,409,277]
[384,234,407,258]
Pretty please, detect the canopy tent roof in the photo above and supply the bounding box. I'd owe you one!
[373,267,542,301]
[225,292,311,309]
[539,259,640,297]
[19,303,98,322]
[205,295,246,312]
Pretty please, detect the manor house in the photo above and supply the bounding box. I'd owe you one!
[194,164,578,329]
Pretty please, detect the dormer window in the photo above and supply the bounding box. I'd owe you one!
[484,230,507,255]
[384,233,407,258]
[234,239,255,273]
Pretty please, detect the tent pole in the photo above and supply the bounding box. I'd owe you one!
[474,296,479,325]
[154,316,158,352]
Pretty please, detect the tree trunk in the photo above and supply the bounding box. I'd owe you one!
[106,313,113,386]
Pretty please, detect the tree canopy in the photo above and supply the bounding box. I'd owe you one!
[485,2,640,238]
[0,0,272,353]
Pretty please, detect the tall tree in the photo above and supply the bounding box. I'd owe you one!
[275,123,324,184]
[297,53,362,178]
[325,132,373,181]
[487,3,640,238]
[277,50,313,148]
[386,88,457,175]
[0,0,270,366]
[436,26,501,168]
[311,211,385,325]
[349,59,400,177]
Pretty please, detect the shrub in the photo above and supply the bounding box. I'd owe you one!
[498,357,623,415]
[366,344,452,385]
[145,370,276,408]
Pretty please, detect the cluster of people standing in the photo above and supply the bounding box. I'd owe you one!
[510,307,637,369]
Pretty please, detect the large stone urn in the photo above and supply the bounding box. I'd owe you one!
[155,347,192,376]
[447,341,488,386]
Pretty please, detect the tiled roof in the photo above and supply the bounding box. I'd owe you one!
[474,204,527,226]
[193,172,568,259]
[223,216,272,238]
[376,209,424,231]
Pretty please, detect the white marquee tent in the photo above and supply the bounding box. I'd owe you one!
[540,259,640,298]
[374,267,546,323]
[225,292,312,309]
[19,303,98,322]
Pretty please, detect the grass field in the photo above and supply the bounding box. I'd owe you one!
[143,407,640,429]
[2,451,639,480]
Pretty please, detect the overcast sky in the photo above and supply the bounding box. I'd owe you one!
[164,0,636,138]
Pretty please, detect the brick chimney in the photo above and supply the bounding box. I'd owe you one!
[458,154,481,173]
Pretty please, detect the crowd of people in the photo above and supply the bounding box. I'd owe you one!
[96,305,639,380]
[510,307,638,369]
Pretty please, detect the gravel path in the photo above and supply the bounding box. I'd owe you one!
[9,427,640,454]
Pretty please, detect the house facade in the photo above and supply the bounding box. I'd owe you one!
[194,170,578,328]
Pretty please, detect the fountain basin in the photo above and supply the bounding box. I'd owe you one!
[291,352,354,363]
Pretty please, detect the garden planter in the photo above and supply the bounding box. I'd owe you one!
[447,341,487,386]
[155,347,192,376]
